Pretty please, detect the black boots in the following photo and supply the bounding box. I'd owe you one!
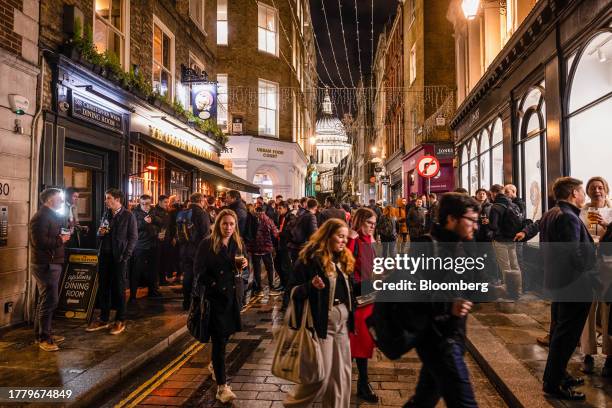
[357,382,379,403]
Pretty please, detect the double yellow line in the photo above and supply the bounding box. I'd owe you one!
[115,294,263,408]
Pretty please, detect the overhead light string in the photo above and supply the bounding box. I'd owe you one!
[320,0,348,88]
[336,0,355,87]
[353,0,364,86]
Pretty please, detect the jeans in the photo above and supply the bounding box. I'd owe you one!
[32,264,62,342]
[404,340,477,408]
[252,253,275,292]
[211,335,229,385]
[130,247,155,298]
[381,240,397,258]
[98,253,127,322]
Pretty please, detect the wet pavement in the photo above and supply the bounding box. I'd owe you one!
[112,294,507,408]
[0,286,188,407]
[472,297,612,407]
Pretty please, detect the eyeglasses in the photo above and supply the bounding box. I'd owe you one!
[365,220,376,226]
[461,215,479,223]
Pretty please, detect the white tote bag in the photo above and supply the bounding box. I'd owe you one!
[271,293,325,384]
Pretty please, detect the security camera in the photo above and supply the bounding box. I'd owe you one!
[8,95,29,115]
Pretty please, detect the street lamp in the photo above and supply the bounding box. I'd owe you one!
[129,164,161,177]
[461,0,480,20]
[370,146,378,154]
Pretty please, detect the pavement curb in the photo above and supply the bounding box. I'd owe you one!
[65,324,189,408]
[466,315,554,408]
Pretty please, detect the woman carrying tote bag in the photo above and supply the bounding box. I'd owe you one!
[193,209,248,404]
[283,218,356,408]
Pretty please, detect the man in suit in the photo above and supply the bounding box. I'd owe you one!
[541,177,596,400]
[87,188,138,335]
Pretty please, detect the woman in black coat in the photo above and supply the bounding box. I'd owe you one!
[194,209,248,404]
[284,218,356,408]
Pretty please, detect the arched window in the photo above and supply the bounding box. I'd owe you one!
[568,30,612,187]
[479,130,491,190]
[469,135,479,195]
[460,144,469,192]
[491,118,503,186]
[459,117,504,193]
[515,82,546,221]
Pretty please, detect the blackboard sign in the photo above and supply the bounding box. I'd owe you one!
[57,249,99,321]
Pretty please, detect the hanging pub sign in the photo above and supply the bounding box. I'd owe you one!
[191,83,217,120]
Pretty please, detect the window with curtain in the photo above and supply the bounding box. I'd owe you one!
[94,0,125,65]
[258,79,278,136]
[568,31,612,188]
[217,0,228,45]
[153,21,174,98]
[515,83,546,221]
[258,3,278,55]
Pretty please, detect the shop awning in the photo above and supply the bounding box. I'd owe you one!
[144,140,260,194]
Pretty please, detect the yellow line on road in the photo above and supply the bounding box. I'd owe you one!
[115,294,263,408]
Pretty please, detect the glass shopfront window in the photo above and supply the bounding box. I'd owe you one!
[170,169,191,204]
[459,117,504,194]
[129,145,165,206]
[568,30,612,186]
[515,83,546,221]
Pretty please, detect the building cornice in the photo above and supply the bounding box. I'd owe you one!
[450,0,563,129]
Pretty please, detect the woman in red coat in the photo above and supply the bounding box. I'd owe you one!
[347,207,378,403]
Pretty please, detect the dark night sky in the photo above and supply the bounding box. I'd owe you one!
[309,0,398,89]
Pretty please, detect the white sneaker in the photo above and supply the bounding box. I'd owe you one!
[208,361,216,381]
[216,384,236,404]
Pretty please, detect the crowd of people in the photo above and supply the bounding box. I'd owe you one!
[28,173,611,405]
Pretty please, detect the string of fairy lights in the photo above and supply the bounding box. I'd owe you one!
[319,0,347,88]
[353,0,365,86]
[336,0,355,87]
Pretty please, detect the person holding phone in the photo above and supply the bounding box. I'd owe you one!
[29,188,71,352]
[193,209,248,404]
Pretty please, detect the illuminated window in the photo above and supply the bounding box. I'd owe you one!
[94,0,125,66]
[258,79,278,137]
[217,74,228,130]
[409,44,417,84]
[190,0,205,31]
[152,19,174,98]
[217,0,228,45]
[258,3,278,55]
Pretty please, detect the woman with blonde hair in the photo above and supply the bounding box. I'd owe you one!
[194,209,248,404]
[284,218,356,408]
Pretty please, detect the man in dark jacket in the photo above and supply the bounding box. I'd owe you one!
[29,188,71,351]
[541,177,596,401]
[288,198,318,262]
[179,192,212,310]
[226,190,247,236]
[87,188,137,335]
[505,184,527,220]
[276,201,294,298]
[130,194,163,300]
[318,196,346,224]
[488,184,523,296]
[402,192,480,407]
[153,195,172,286]
[250,207,279,295]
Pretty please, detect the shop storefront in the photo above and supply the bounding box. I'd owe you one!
[385,150,404,204]
[220,135,308,201]
[401,144,455,197]
[40,54,130,248]
[452,1,611,215]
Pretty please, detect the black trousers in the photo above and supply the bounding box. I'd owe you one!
[130,247,156,298]
[273,248,291,289]
[252,253,275,291]
[98,253,127,322]
[32,263,62,342]
[543,301,592,388]
[180,245,196,309]
[211,334,229,385]
[404,339,477,408]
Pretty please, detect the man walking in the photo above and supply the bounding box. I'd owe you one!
[318,196,346,224]
[130,194,163,301]
[541,177,596,400]
[287,198,318,262]
[30,188,71,351]
[176,192,211,310]
[87,189,137,335]
[250,206,279,295]
[153,195,172,286]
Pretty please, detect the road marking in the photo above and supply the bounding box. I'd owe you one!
[115,293,264,408]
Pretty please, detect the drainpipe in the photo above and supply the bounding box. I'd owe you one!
[24,50,45,323]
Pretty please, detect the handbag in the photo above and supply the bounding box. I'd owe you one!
[271,290,325,384]
[187,285,211,343]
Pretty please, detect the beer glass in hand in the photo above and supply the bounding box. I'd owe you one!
[234,251,246,276]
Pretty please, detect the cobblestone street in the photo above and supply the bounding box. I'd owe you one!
[118,294,507,408]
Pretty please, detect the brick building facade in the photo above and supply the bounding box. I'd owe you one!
[218,0,317,199]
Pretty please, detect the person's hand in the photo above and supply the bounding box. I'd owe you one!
[513,231,526,242]
[60,234,71,243]
[241,258,249,269]
[451,299,473,317]
[591,212,608,228]
[98,227,108,236]
[312,276,325,290]
[144,215,152,224]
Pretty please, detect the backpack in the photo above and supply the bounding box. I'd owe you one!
[495,202,524,237]
[243,212,259,242]
[176,209,196,244]
[377,215,395,240]
[290,214,308,245]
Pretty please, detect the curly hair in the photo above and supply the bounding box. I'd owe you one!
[298,218,354,277]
